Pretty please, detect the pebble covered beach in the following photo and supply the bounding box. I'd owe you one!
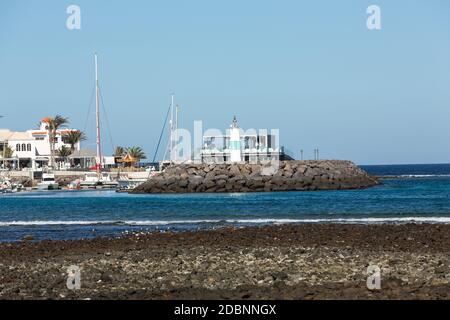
[0,223,448,300]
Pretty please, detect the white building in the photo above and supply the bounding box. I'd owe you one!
[0,121,81,170]
[200,116,293,164]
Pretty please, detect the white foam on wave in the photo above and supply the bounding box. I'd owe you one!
[1,217,450,227]
[0,220,117,226]
[228,217,450,224]
[398,174,450,178]
[0,219,225,227]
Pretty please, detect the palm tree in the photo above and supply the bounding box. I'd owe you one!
[113,146,126,166]
[64,130,87,152]
[114,146,126,158]
[3,145,13,158]
[42,115,69,168]
[1,145,13,169]
[126,146,147,164]
[57,145,72,164]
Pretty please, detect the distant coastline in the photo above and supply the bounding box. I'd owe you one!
[361,163,450,177]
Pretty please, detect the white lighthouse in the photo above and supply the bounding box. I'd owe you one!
[229,116,242,162]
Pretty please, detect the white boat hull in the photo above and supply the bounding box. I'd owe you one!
[36,183,59,190]
[79,180,118,189]
[117,179,147,191]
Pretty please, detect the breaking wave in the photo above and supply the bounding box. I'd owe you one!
[1,217,450,227]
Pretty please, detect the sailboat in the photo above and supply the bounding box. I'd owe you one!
[115,95,177,191]
[77,53,118,189]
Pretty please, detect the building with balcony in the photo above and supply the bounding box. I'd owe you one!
[0,121,82,170]
[200,116,293,164]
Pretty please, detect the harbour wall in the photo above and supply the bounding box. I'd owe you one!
[132,160,379,194]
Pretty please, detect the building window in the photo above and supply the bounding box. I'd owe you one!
[21,144,26,151]
[35,137,44,141]
[16,144,20,151]
[27,144,31,151]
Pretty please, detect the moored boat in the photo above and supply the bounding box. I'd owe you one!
[69,53,119,190]
[36,173,59,190]
[0,178,20,193]
[66,178,81,190]
[79,172,118,189]
[116,177,148,192]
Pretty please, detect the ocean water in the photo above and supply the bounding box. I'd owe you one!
[1,164,450,242]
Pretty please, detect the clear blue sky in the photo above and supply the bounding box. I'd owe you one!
[1,0,449,165]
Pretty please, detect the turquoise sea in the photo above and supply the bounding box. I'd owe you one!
[1,164,450,242]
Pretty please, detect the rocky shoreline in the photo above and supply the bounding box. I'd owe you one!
[0,223,448,300]
[133,160,379,194]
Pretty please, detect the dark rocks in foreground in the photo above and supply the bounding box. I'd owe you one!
[132,160,379,194]
[0,224,448,300]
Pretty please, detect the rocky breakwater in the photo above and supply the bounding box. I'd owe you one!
[133,160,378,194]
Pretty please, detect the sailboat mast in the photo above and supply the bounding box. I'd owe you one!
[175,104,179,162]
[94,53,102,174]
[169,93,174,162]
